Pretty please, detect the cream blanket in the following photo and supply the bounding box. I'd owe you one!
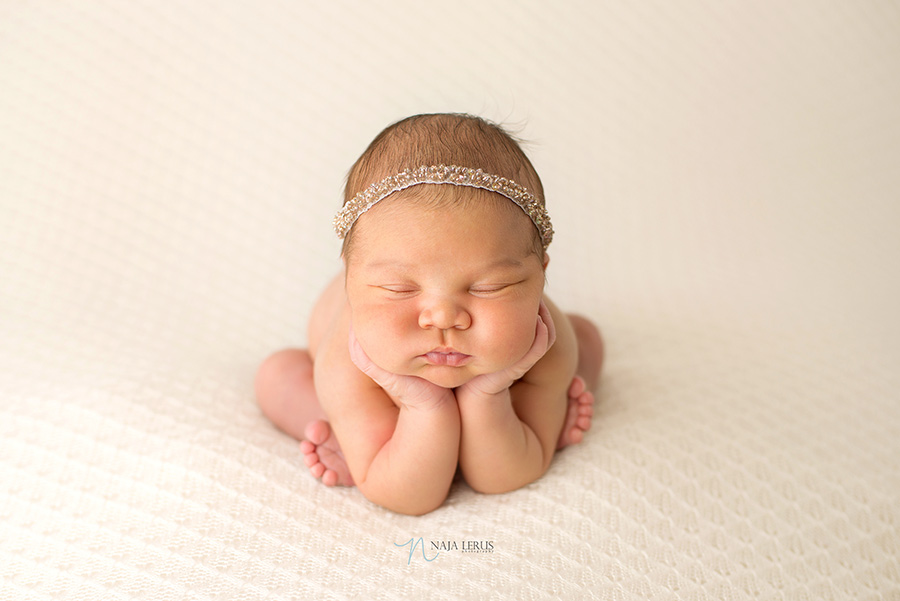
[2,1,898,599]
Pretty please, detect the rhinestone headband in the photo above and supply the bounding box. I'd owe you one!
[333,164,553,249]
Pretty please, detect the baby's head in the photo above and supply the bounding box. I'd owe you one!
[335,114,554,388]
[336,113,551,263]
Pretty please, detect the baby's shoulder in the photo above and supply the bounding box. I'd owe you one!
[312,307,377,408]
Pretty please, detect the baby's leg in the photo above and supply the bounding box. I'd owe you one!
[255,349,353,486]
[557,315,604,449]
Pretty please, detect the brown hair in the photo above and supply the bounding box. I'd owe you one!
[341,113,546,257]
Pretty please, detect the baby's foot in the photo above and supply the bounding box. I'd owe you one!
[300,420,354,486]
[557,376,595,449]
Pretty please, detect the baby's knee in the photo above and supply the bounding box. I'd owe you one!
[254,349,312,407]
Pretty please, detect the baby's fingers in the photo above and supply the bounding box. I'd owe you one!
[524,303,553,362]
[348,327,369,371]
[538,300,557,350]
[508,305,554,378]
[348,328,392,386]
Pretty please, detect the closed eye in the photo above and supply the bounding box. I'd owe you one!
[376,284,419,295]
[469,283,517,296]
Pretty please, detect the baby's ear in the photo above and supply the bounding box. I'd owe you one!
[542,252,550,270]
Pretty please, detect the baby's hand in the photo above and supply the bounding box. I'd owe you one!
[349,328,455,411]
[458,301,556,398]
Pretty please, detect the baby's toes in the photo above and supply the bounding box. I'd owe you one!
[568,428,584,445]
[300,441,319,466]
[577,394,594,429]
[309,461,326,479]
[304,420,332,446]
[576,415,592,431]
[579,389,595,406]
[578,391,595,413]
[321,470,339,487]
[300,440,328,480]
[568,375,586,398]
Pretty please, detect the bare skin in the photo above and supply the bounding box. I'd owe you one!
[558,315,603,447]
[256,312,601,488]
[255,195,603,513]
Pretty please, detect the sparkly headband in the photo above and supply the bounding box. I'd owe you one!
[333,164,553,249]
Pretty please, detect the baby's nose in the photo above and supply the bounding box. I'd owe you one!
[418,298,471,330]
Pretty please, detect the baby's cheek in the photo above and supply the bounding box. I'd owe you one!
[510,323,538,360]
[480,311,536,365]
[357,313,413,372]
[353,314,388,358]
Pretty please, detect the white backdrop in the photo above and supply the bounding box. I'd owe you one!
[2,1,899,599]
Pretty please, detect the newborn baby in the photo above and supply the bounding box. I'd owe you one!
[256,113,602,515]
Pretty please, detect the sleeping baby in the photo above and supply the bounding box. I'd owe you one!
[255,113,603,515]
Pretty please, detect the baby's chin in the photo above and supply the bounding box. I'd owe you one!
[417,367,478,390]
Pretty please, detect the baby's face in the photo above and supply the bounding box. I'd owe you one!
[344,190,547,389]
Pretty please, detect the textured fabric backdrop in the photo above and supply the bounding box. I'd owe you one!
[1,1,899,599]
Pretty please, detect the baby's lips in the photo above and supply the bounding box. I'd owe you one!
[422,351,472,367]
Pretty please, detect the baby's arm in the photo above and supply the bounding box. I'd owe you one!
[456,299,576,493]
[319,327,460,515]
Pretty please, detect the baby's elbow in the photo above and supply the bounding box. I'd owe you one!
[381,495,447,516]
[466,471,536,495]
[468,480,522,495]
[398,498,446,516]
[360,484,449,516]
[466,457,552,495]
